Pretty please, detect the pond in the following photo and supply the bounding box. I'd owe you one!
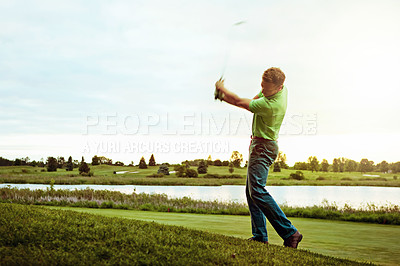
[1,183,399,209]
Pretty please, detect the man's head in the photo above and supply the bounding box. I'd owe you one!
[261,67,285,97]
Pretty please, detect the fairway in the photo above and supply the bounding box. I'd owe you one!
[49,207,400,265]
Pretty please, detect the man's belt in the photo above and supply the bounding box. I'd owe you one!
[251,135,274,141]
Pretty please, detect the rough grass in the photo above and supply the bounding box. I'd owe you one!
[1,165,399,187]
[0,203,369,265]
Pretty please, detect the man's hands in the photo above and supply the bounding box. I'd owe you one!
[213,78,251,111]
[214,78,226,101]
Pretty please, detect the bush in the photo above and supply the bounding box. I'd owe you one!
[157,164,170,175]
[147,174,164,178]
[81,171,94,177]
[79,162,90,175]
[316,176,326,181]
[174,165,186,177]
[394,176,398,180]
[197,160,208,174]
[289,171,305,180]
[273,163,281,172]
[100,201,114,209]
[229,162,234,173]
[186,169,198,178]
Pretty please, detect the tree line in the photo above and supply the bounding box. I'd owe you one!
[293,156,400,173]
[2,153,399,174]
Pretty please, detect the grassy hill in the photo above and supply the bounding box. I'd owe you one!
[0,203,369,265]
[49,206,400,265]
[1,165,399,187]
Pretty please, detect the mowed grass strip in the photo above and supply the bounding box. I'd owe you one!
[48,207,400,266]
[1,204,366,265]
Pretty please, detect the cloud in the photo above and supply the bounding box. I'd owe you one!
[0,0,400,162]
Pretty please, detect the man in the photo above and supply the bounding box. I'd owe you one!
[214,67,302,248]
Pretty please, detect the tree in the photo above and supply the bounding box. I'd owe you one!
[92,155,100,165]
[149,154,156,166]
[294,162,308,170]
[115,161,124,166]
[390,162,400,173]
[320,159,329,172]
[272,162,281,172]
[222,160,229,166]
[213,159,222,166]
[229,162,234,173]
[206,155,213,166]
[332,158,340,172]
[358,158,373,173]
[157,164,170,175]
[14,158,22,166]
[338,157,345,172]
[183,160,190,169]
[230,151,243,168]
[139,157,148,169]
[197,160,208,174]
[98,156,112,165]
[47,157,58,172]
[276,151,288,169]
[79,157,90,175]
[377,160,389,173]
[344,159,358,172]
[22,157,29,165]
[66,156,74,171]
[37,158,45,167]
[57,157,65,168]
[308,156,319,172]
[0,157,13,166]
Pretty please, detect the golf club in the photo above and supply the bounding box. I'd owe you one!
[215,21,246,101]
[220,20,246,79]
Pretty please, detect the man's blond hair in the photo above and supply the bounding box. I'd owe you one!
[262,67,285,86]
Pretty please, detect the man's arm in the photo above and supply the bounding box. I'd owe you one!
[215,79,252,111]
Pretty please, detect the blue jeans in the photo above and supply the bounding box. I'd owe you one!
[246,138,297,242]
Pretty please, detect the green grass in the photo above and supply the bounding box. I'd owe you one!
[2,186,399,225]
[1,165,399,187]
[0,203,367,265]
[48,206,400,265]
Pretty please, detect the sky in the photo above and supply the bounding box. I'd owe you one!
[1,0,399,166]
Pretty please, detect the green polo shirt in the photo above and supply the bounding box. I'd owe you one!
[249,86,287,140]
